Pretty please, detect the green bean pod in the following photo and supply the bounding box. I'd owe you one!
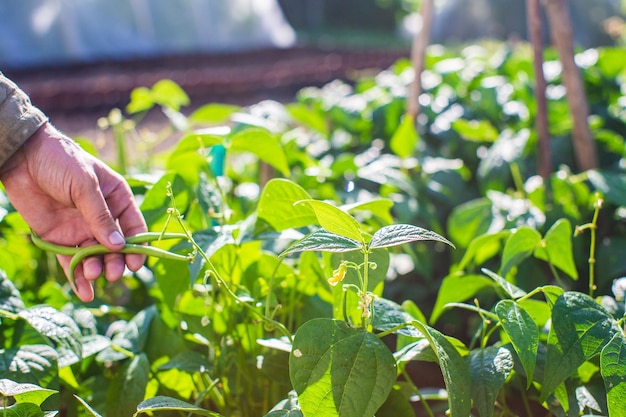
[31,232,81,255]
[31,231,191,292]
[67,243,190,290]
[124,232,189,244]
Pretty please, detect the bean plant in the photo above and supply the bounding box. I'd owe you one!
[0,42,625,417]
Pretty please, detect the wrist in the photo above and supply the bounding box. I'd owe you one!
[0,122,51,179]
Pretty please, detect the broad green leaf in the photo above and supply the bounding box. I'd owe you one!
[478,130,529,189]
[187,227,235,282]
[534,219,578,280]
[597,47,626,78]
[75,394,103,417]
[482,268,527,299]
[126,86,154,114]
[96,306,157,362]
[166,150,211,186]
[289,318,396,417]
[286,103,328,135]
[1,402,43,416]
[0,379,56,405]
[195,173,224,225]
[447,198,494,249]
[189,103,240,124]
[410,321,472,417]
[551,382,572,415]
[151,79,190,111]
[430,274,494,324]
[170,133,225,158]
[500,226,542,277]
[394,339,438,363]
[451,118,499,142]
[342,199,394,225]
[296,200,363,243]
[495,300,538,386]
[368,224,455,250]
[0,269,24,313]
[517,299,551,330]
[601,332,626,416]
[157,351,211,374]
[153,257,192,312]
[257,179,316,231]
[401,300,427,326]
[81,335,111,358]
[587,170,626,207]
[541,285,565,308]
[280,229,362,258]
[264,391,303,417]
[230,128,290,177]
[0,346,58,387]
[575,384,606,415]
[372,298,423,338]
[136,396,222,416]
[390,114,418,158]
[456,231,510,271]
[140,173,190,227]
[264,409,304,417]
[107,353,150,417]
[469,346,514,417]
[375,385,415,417]
[19,306,82,368]
[541,292,621,401]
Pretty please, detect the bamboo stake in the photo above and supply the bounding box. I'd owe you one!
[407,0,435,121]
[544,0,598,171]
[526,0,552,179]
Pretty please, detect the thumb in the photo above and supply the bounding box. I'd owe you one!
[74,182,126,249]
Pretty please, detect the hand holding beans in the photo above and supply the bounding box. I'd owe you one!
[0,122,148,302]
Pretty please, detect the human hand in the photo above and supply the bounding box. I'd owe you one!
[0,122,147,301]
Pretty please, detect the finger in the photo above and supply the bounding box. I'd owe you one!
[98,166,148,239]
[74,268,96,302]
[125,252,146,272]
[57,254,95,302]
[100,175,148,272]
[82,256,104,281]
[103,252,126,282]
[71,171,126,251]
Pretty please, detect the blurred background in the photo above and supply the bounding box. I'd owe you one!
[1,0,624,138]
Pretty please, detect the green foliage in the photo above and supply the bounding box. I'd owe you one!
[290,318,396,417]
[1,41,626,417]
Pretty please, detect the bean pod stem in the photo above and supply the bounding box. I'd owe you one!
[31,232,191,292]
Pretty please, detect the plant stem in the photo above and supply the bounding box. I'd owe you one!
[443,302,500,321]
[362,250,370,329]
[167,183,293,342]
[520,383,534,417]
[401,366,436,417]
[112,115,128,176]
[575,196,602,297]
[510,162,526,197]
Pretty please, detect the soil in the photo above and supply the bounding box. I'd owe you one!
[4,46,408,145]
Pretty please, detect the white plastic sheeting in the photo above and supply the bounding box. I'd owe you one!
[0,0,296,68]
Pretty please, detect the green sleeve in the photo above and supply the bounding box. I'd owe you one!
[0,73,48,168]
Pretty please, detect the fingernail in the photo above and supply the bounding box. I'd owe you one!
[109,230,125,246]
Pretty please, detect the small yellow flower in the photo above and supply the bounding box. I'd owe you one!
[328,262,348,286]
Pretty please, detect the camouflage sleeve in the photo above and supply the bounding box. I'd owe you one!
[0,72,48,168]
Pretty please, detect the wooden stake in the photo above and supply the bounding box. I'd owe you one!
[526,0,552,179]
[407,0,435,121]
[544,0,598,171]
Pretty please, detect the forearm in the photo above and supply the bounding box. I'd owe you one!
[0,72,48,168]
